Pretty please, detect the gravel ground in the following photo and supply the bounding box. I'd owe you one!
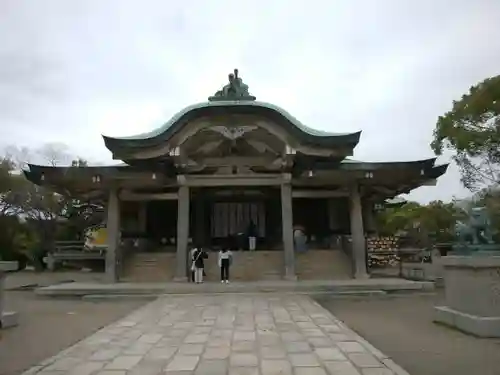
[0,291,144,375]
[316,292,500,375]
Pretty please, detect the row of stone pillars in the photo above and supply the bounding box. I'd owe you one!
[103,183,369,282]
[172,182,297,281]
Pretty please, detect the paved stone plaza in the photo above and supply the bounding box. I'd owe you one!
[23,294,408,375]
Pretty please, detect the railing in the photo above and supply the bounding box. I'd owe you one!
[47,240,106,271]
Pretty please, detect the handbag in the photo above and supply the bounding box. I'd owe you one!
[191,249,202,271]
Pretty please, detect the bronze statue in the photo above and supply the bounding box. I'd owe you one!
[453,206,499,253]
[209,69,256,101]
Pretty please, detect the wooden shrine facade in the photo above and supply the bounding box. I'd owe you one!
[24,69,448,282]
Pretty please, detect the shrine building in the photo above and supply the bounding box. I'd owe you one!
[24,69,448,282]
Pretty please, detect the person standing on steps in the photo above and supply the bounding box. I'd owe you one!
[293,225,307,253]
[218,247,233,283]
[192,246,208,284]
[190,247,197,282]
[247,220,257,251]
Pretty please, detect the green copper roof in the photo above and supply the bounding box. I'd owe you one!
[103,69,362,152]
[111,100,352,141]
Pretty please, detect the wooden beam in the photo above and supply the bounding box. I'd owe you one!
[182,174,284,187]
[190,156,278,167]
[292,190,349,198]
[120,190,178,201]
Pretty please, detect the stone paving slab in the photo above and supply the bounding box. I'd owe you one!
[22,294,410,375]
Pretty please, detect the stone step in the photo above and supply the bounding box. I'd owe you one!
[122,249,353,282]
[36,279,435,298]
[122,253,176,282]
[203,251,283,281]
[296,249,352,280]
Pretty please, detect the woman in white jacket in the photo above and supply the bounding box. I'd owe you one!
[218,248,233,283]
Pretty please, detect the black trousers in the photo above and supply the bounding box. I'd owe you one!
[220,259,230,281]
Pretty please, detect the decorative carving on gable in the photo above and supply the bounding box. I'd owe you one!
[246,139,279,155]
[213,165,254,175]
[196,140,223,154]
[169,147,180,156]
[207,125,257,140]
[285,145,296,155]
[173,119,294,174]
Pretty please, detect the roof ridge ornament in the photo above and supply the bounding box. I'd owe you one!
[208,69,256,102]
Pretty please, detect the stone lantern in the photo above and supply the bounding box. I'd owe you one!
[0,261,19,329]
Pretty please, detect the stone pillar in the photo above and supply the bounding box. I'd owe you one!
[362,200,376,235]
[138,201,147,233]
[137,201,148,251]
[194,194,205,245]
[349,185,369,279]
[281,182,296,280]
[328,199,337,231]
[105,189,121,283]
[175,185,190,281]
[0,271,4,323]
[0,262,19,328]
[328,199,339,249]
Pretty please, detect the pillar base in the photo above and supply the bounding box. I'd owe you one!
[354,271,370,279]
[1,311,19,329]
[173,276,188,282]
[434,305,500,337]
[284,274,297,281]
[104,273,118,284]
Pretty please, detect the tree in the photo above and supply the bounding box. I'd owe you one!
[431,75,500,191]
[0,157,19,216]
[376,200,463,243]
[1,144,97,266]
[37,142,71,167]
[0,156,32,265]
[375,201,421,235]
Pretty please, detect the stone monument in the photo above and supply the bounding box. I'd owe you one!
[433,206,500,337]
[0,261,19,329]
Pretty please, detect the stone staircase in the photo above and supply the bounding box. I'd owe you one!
[121,252,176,282]
[296,249,352,280]
[204,251,283,282]
[121,249,352,282]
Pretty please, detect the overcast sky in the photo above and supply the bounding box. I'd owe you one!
[1,0,499,203]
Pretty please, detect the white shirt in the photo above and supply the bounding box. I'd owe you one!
[218,250,233,267]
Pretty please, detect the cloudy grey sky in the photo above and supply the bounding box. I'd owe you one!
[1,0,499,203]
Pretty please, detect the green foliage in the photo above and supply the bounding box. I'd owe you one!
[376,201,421,235]
[469,186,500,241]
[376,200,464,243]
[1,149,97,262]
[431,75,500,190]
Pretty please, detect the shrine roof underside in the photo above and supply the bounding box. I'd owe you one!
[23,158,448,202]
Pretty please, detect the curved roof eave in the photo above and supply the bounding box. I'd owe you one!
[102,100,361,151]
[339,157,439,171]
[428,163,449,178]
[23,169,41,185]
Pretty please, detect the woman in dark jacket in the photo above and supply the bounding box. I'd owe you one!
[192,247,208,284]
